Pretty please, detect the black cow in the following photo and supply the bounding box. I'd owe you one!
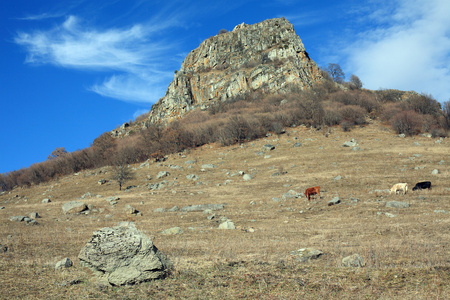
[412,181,432,191]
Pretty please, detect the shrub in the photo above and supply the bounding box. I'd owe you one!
[406,93,441,116]
[338,105,366,125]
[391,110,423,135]
[341,121,354,132]
[379,102,404,121]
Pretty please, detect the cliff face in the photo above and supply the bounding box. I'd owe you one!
[147,17,324,124]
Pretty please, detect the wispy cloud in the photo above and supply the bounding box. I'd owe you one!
[14,14,181,103]
[344,0,450,101]
[16,12,66,21]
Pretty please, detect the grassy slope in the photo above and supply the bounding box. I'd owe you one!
[0,120,449,299]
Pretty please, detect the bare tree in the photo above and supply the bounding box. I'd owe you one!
[110,164,134,191]
[326,63,345,83]
[349,74,363,89]
[443,100,450,129]
[47,147,68,160]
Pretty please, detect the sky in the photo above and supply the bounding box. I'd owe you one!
[1,0,450,174]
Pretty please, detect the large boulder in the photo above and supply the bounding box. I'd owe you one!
[78,222,170,286]
[62,201,87,214]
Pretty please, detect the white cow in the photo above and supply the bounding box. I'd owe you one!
[390,183,408,195]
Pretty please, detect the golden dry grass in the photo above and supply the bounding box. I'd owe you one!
[0,121,449,299]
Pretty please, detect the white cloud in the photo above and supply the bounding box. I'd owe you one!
[345,0,450,102]
[14,15,180,103]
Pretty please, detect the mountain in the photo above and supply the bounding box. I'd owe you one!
[146,17,324,125]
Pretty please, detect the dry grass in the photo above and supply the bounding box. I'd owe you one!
[1,121,449,299]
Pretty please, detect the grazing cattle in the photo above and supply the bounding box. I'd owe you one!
[305,186,320,200]
[390,183,408,195]
[412,181,432,191]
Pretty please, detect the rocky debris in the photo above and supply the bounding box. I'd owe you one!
[81,192,94,199]
[218,220,236,230]
[78,222,170,286]
[342,139,358,147]
[148,180,170,190]
[377,212,396,218]
[154,208,166,213]
[167,206,179,212]
[9,215,38,225]
[106,196,120,206]
[262,144,275,151]
[156,171,170,179]
[62,201,88,214]
[98,179,107,185]
[333,175,342,181]
[201,164,217,169]
[55,257,73,270]
[290,248,323,262]
[243,174,253,181]
[386,201,410,208]
[293,142,302,147]
[124,205,140,215]
[342,254,365,267]
[0,206,5,210]
[161,227,183,235]
[29,212,41,219]
[185,160,197,165]
[434,210,447,214]
[186,174,199,181]
[147,18,323,125]
[282,190,303,200]
[1,244,8,253]
[431,169,439,175]
[180,204,225,212]
[327,197,341,206]
[42,198,51,203]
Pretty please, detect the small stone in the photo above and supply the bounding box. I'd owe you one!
[55,257,73,270]
[342,254,365,267]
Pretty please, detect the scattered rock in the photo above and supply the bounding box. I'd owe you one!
[9,215,38,225]
[156,171,170,179]
[180,204,225,212]
[262,144,275,151]
[434,210,447,214]
[55,257,73,270]
[290,248,323,262]
[384,212,396,218]
[201,164,217,169]
[1,244,8,253]
[29,212,41,219]
[124,205,139,215]
[106,196,120,205]
[167,206,179,212]
[385,201,410,208]
[282,190,303,200]
[333,175,342,181]
[186,174,199,181]
[243,174,253,181]
[161,227,183,235]
[342,254,365,267]
[154,208,166,213]
[42,198,51,203]
[293,142,302,147]
[0,206,5,210]
[78,222,170,286]
[431,169,439,175]
[219,220,236,230]
[98,179,107,185]
[327,197,341,206]
[62,201,88,214]
[342,139,358,147]
[398,134,406,138]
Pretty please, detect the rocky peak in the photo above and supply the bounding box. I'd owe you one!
[147,17,324,125]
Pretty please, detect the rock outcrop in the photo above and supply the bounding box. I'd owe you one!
[78,222,170,286]
[147,17,323,124]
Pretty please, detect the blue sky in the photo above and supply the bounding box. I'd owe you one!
[1,0,450,174]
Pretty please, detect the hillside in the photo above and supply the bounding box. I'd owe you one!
[1,121,449,298]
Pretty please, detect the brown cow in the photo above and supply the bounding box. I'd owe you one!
[305,186,320,200]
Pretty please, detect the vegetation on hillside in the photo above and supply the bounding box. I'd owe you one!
[1,70,448,191]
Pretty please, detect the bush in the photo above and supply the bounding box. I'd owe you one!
[406,93,441,116]
[391,110,423,136]
[338,105,366,125]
